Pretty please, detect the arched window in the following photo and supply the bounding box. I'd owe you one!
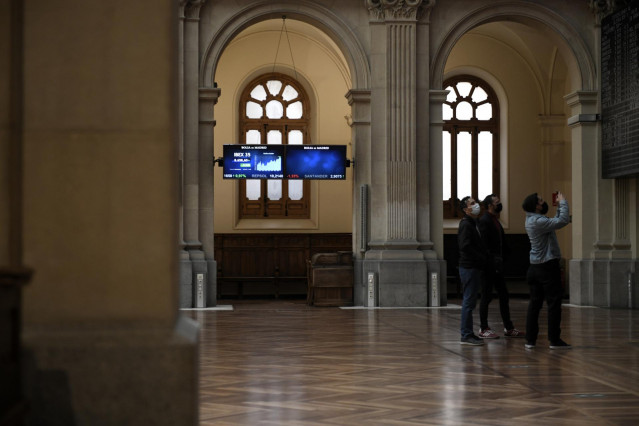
[442,75,500,219]
[239,73,310,219]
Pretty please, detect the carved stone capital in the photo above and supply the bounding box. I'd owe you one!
[345,89,371,106]
[179,0,189,17]
[366,0,434,21]
[185,0,206,21]
[199,87,221,104]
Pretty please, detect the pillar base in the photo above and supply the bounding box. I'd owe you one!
[357,250,446,307]
[22,315,199,424]
[570,259,639,308]
[180,248,217,307]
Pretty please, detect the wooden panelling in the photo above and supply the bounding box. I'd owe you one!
[277,248,309,276]
[215,233,352,299]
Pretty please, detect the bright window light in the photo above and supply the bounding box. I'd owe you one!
[456,101,473,120]
[457,131,472,198]
[246,129,261,144]
[267,130,282,144]
[250,85,267,101]
[246,101,263,119]
[477,132,493,199]
[443,131,451,200]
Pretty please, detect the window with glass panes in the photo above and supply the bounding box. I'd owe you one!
[442,75,499,219]
[239,73,310,219]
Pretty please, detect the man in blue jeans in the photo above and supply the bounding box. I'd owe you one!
[458,196,488,346]
[522,191,571,349]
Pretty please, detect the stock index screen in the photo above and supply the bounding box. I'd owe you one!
[222,144,285,179]
[221,144,347,179]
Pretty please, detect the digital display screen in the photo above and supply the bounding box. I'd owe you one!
[221,144,347,179]
[222,145,285,179]
[285,145,346,180]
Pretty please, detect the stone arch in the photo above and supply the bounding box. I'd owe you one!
[199,1,371,284]
[430,3,595,302]
[430,2,596,91]
[200,0,371,91]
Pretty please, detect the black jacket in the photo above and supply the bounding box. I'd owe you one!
[478,212,510,258]
[458,215,488,269]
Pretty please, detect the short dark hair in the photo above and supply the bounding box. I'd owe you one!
[460,196,472,215]
[483,194,496,209]
[522,193,538,213]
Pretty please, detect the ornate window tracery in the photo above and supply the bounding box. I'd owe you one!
[239,73,310,219]
[442,75,500,218]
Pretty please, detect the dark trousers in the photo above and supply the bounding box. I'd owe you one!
[525,259,564,343]
[479,268,513,331]
[459,267,482,339]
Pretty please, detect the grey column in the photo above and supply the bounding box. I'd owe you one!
[366,0,426,253]
[566,91,598,306]
[417,9,443,306]
[427,89,449,306]
[178,0,191,306]
[565,90,635,307]
[199,87,220,306]
[346,89,371,306]
[363,0,435,306]
[180,0,207,307]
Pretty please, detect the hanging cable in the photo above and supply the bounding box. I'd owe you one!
[271,16,286,75]
[283,17,299,81]
[270,16,298,81]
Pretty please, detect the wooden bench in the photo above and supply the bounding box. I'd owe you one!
[307,251,354,307]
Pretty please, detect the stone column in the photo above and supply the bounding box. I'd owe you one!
[178,0,186,247]
[18,0,198,421]
[566,92,599,259]
[566,91,635,307]
[417,15,437,260]
[177,0,191,307]
[180,0,207,307]
[566,91,599,305]
[2,0,23,268]
[428,89,449,305]
[346,89,371,306]
[199,87,220,306]
[363,0,435,306]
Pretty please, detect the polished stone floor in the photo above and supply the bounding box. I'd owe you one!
[185,297,639,425]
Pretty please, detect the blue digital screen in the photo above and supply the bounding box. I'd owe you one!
[285,145,346,180]
[221,144,347,179]
[222,145,285,179]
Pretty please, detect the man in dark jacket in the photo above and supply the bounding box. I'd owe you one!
[477,194,525,339]
[458,196,487,346]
